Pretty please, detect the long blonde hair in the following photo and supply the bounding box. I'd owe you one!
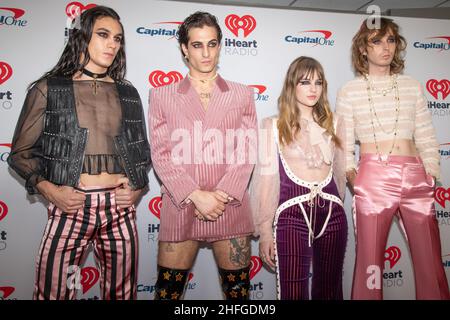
[277,56,340,148]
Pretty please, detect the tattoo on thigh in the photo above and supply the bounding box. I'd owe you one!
[229,237,251,267]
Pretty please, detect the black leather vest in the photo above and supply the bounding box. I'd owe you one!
[42,77,151,190]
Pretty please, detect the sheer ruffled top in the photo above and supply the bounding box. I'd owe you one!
[283,118,333,172]
[250,116,346,244]
[9,79,125,189]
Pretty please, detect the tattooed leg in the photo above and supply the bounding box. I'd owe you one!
[213,236,251,300]
[229,237,251,268]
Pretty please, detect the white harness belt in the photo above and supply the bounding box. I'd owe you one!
[272,119,343,247]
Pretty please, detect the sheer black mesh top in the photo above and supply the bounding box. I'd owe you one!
[9,79,126,188]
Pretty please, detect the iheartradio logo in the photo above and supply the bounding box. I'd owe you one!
[80,266,99,294]
[426,79,449,100]
[149,70,183,88]
[225,14,256,38]
[435,187,450,208]
[65,2,97,19]
[0,62,13,85]
[0,286,15,299]
[384,246,401,269]
[148,196,162,219]
[248,85,266,94]
[0,7,25,19]
[250,256,262,280]
[0,200,8,222]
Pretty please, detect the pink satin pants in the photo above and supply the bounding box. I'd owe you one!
[352,154,449,300]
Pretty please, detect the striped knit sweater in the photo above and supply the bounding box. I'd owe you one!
[335,74,440,179]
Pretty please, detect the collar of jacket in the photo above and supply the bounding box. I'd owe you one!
[177,73,230,94]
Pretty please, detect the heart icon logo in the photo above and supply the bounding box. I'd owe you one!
[225,14,256,38]
[384,246,401,269]
[435,187,450,208]
[65,2,97,19]
[0,200,8,222]
[0,286,15,299]
[0,62,13,85]
[148,70,183,88]
[250,256,262,280]
[148,196,162,219]
[80,266,100,294]
[426,79,450,100]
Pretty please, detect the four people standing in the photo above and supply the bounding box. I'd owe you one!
[7,6,449,300]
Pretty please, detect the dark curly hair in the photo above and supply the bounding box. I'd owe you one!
[177,11,222,57]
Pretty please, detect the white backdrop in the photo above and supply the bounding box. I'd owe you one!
[0,0,449,300]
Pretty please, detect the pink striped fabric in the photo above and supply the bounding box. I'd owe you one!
[148,75,257,242]
[33,185,138,300]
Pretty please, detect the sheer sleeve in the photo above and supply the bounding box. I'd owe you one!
[8,80,47,195]
[249,117,279,244]
[413,82,440,179]
[335,86,356,173]
[332,114,347,201]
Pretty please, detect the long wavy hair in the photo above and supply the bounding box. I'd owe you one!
[30,6,126,88]
[351,17,406,76]
[277,56,340,148]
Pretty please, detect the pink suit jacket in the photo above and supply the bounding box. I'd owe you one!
[148,75,257,242]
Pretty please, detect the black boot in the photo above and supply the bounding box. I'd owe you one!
[154,265,189,300]
[218,266,251,300]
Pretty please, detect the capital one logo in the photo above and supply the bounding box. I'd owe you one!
[149,70,183,88]
[414,36,450,51]
[0,200,8,222]
[250,256,262,280]
[248,85,266,95]
[136,21,182,38]
[426,79,449,100]
[435,187,450,208]
[148,196,161,219]
[0,7,25,19]
[67,266,100,294]
[0,62,13,85]
[0,286,15,299]
[65,2,97,19]
[384,246,401,269]
[249,85,269,102]
[225,14,256,38]
[302,30,333,44]
[285,30,335,47]
[0,7,27,27]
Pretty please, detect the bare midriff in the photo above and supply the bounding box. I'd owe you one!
[79,172,126,187]
[360,138,419,157]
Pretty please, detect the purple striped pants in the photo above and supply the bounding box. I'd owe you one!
[275,177,348,300]
[33,185,139,300]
